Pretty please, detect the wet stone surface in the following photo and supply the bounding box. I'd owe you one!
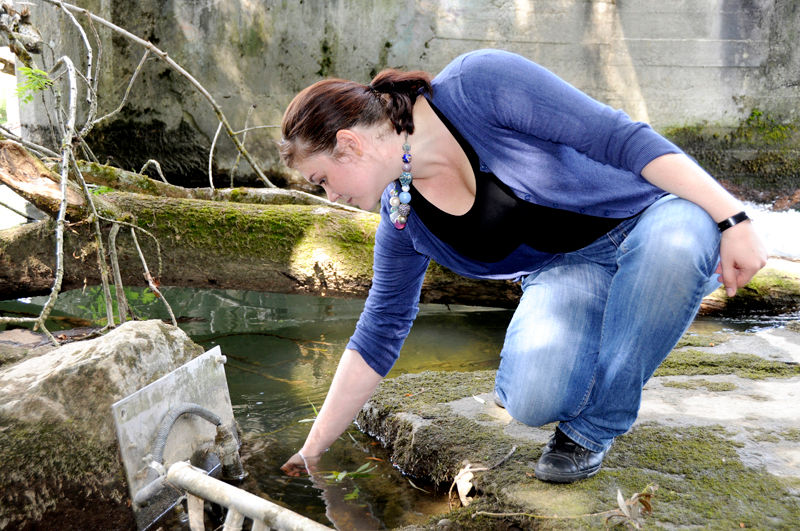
[359,324,800,530]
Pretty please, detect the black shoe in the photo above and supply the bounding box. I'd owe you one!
[534,427,609,483]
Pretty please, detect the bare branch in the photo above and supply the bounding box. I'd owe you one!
[108,222,129,324]
[34,55,78,344]
[46,0,278,188]
[208,121,222,190]
[83,10,102,101]
[230,104,256,186]
[96,213,164,278]
[0,128,59,158]
[93,49,149,127]
[56,1,93,108]
[140,158,168,184]
[68,156,116,328]
[231,124,280,135]
[130,226,176,326]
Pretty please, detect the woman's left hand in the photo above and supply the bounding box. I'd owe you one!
[715,220,768,297]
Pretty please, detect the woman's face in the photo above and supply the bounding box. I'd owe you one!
[294,129,397,211]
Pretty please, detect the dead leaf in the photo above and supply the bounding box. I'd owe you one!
[455,469,474,507]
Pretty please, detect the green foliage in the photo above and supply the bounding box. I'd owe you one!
[16,66,53,104]
[343,486,361,500]
[90,185,115,195]
[324,462,377,482]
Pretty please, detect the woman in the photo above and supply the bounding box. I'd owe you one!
[279,49,766,483]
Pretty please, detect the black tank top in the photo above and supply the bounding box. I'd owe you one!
[409,102,629,262]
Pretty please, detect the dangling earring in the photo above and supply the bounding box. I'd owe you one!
[389,133,412,230]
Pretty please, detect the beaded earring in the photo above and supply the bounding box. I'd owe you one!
[389,133,412,230]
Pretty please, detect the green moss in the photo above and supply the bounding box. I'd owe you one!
[780,428,800,442]
[655,349,800,379]
[228,187,245,202]
[233,19,266,57]
[317,38,334,77]
[662,109,800,201]
[674,331,730,349]
[0,420,128,525]
[124,195,316,261]
[733,109,797,146]
[661,378,737,392]
[750,431,782,443]
[359,370,800,529]
[362,370,497,415]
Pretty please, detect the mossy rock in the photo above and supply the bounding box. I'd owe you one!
[361,368,800,530]
[0,419,134,530]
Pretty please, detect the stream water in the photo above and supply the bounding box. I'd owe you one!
[3,283,795,529]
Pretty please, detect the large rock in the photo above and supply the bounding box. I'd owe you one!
[0,320,204,529]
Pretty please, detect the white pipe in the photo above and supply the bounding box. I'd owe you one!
[167,461,331,531]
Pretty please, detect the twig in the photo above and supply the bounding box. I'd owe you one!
[489,445,517,470]
[474,484,657,528]
[34,55,77,345]
[407,478,431,494]
[473,508,619,521]
[96,214,164,278]
[83,10,102,110]
[208,121,222,190]
[140,159,169,184]
[108,223,129,324]
[56,1,93,110]
[231,124,280,135]
[230,104,256,187]
[93,49,149,127]
[46,0,278,188]
[129,226,176,326]
[69,155,115,329]
[0,126,59,158]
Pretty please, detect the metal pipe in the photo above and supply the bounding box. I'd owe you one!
[167,461,331,531]
[151,403,222,463]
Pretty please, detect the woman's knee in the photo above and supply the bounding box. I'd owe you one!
[627,198,720,276]
[495,350,593,427]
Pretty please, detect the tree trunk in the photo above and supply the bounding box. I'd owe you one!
[0,194,520,307]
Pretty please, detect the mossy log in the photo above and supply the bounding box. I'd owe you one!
[72,159,361,210]
[0,193,516,307]
[1,142,798,316]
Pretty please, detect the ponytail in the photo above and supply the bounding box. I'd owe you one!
[280,69,432,168]
[368,69,432,135]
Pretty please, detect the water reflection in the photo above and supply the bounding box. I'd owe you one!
[0,286,782,528]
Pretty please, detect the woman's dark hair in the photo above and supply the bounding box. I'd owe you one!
[280,69,432,167]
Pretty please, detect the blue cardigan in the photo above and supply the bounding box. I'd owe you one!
[347,49,682,376]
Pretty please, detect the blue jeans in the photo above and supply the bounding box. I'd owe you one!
[494,195,721,452]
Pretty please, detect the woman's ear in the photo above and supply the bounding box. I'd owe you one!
[333,129,363,161]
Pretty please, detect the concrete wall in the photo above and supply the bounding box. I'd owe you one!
[19,0,800,183]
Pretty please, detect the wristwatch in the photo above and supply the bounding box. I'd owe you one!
[717,211,749,232]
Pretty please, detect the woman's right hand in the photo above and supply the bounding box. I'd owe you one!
[281,451,320,477]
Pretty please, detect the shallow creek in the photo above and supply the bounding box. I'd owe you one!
[4,285,791,528]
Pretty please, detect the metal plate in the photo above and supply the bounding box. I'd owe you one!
[111,346,236,529]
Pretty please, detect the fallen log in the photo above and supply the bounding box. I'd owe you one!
[72,159,362,211]
[1,141,798,316]
[0,196,517,307]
